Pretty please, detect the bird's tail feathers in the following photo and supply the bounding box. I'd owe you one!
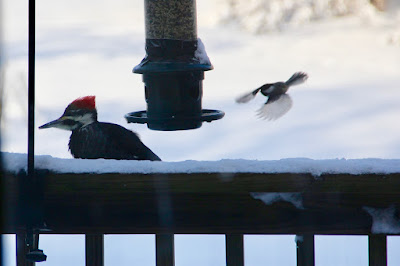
[148,150,162,161]
[142,145,162,161]
[285,72,308,87]
[235,88,261,103]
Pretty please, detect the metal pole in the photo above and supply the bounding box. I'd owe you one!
[19,0,39,264]
[17,233,34,266]
[28,0,35,178]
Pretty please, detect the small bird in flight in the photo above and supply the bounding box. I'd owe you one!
[236,72,308,120]
[39,96,161,161]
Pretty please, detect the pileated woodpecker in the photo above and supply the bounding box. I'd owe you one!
[236,72,308,120]
[39,96,161,161]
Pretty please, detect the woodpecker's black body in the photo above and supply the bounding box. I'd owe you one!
[39,96,161,161]
[236,72,308,120]
[69,122,160,160]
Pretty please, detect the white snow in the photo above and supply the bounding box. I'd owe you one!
[363,206,400,234]
[295,235,304,243]
[250,192,304,209]
[194,38,211,65]
[220,0,382,33]
[3,6,400,162]
[3,152,400,176]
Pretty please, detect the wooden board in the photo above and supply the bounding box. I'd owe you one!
[3,171,400,234]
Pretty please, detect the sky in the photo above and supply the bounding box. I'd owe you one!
[1,0,400,265]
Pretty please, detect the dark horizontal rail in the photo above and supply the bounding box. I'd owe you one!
[3,171,400,234]
[7,172,400,194]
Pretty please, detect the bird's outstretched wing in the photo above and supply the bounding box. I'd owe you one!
[256,94,293,121]
[235,88,261,103]
[285,72,308,87]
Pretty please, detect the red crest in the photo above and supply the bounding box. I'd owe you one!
[70,96,96,110]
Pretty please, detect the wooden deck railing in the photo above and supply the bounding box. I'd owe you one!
[3,170,400,265]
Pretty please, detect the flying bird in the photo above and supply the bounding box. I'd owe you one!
[39,96,161,161]
[236,72,308,120]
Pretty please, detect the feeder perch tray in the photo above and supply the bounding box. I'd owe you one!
[125,109,225,131]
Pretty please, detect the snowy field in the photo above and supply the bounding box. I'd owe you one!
[2,0,400,265]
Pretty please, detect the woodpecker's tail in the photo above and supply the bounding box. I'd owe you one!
[235,88,261,103]
[143,146,162,161]
[285,72,308,87]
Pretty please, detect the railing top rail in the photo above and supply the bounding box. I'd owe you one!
[3,170,400,235]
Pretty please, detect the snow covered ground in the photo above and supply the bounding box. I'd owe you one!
[2,0,400,265]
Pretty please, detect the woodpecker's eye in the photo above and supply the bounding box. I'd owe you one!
[64,109,88,117]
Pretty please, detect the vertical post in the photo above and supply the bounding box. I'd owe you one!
[85,234,104,266]
[20,0,36,264]
[28,0,35,178]
[27,0,36,258]
[17,233,34,266]
[369,235,387,266]
[296,234,315,266]
[225,234,244,266]
[25,0,47,262]
[156,234,175,266]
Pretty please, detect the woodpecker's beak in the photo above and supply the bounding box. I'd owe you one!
[39,117,66,129]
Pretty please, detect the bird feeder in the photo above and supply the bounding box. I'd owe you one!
[125,0,224,131]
